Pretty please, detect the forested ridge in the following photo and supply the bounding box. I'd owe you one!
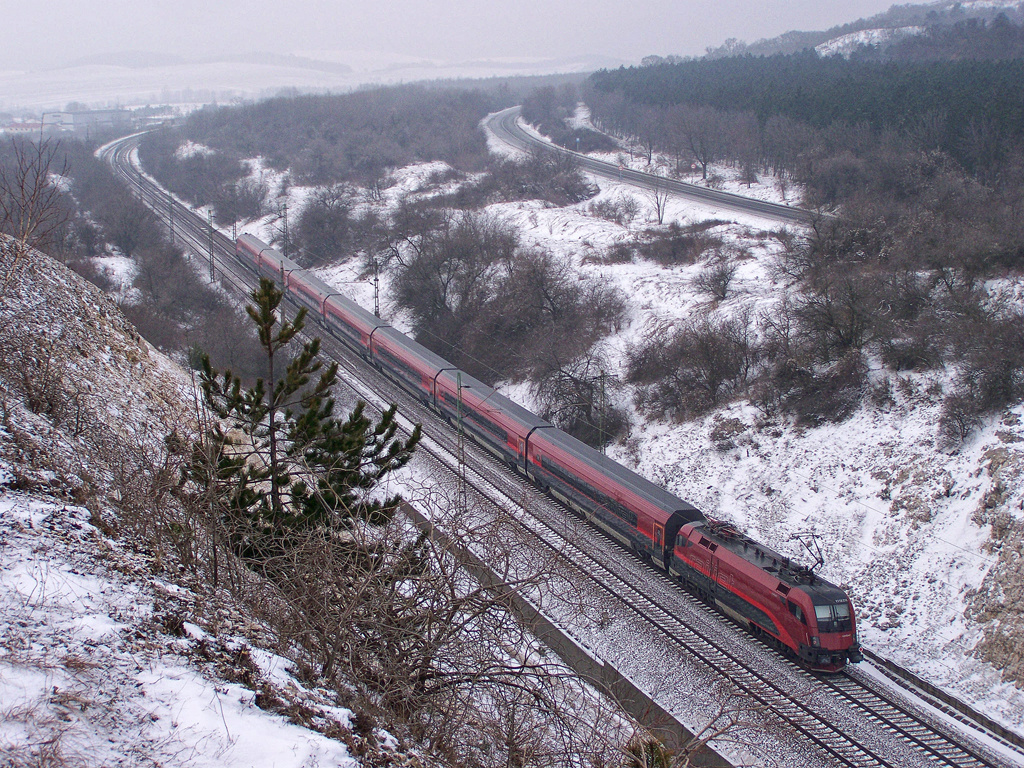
[590,49,1024,174]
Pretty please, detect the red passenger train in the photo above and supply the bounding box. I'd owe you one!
[235,234,862,672]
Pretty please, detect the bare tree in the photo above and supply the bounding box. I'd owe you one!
[532,349,626,448]
[0,138,70,296]
[678,106,724,182]
[646,181,671,225]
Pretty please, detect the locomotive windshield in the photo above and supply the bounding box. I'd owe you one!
[814,602,852,633]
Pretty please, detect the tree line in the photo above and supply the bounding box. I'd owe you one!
[587,40,1024,177]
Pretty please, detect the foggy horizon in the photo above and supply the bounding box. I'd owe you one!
[8,0,898,71]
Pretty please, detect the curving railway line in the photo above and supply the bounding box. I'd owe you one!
[99,132,1022,768]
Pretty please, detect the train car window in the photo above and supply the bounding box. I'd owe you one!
[787,601,806,624]
[538,456,638,528]
[699,537,711,548]
[814,603,852,633]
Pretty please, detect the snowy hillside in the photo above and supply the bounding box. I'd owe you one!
[815,27,927,57]
[495,138,1024,733]
[0,252,411,766]
[494,140,1024,734]
[707,0,1024,59]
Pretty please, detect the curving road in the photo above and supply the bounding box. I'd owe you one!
[483,106,817,226]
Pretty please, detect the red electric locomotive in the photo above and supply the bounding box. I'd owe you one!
[672,520,861,672]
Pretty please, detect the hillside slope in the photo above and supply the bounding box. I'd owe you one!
[703,0,1024,58]
[0,250,411,766]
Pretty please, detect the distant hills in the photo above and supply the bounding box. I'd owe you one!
[0,51,621,112]
[702,0,1024,58]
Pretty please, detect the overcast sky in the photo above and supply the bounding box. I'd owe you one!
[6,0,898,70]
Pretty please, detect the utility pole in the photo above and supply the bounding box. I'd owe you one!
[229,183,237,242]
[457,373,467,515]
[207,210,215,282]
[372,258,380,318]
[281,203,289,258]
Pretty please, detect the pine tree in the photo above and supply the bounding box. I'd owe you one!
[191,277,421,565]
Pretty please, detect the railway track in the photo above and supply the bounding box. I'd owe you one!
[99,132,1021,768]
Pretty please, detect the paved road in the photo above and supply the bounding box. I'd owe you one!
[483,106,816,226]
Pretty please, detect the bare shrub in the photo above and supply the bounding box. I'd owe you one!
[588,195,640,226]
[0,138,71,296]
[792,274,877,362]
[939,389,982,446]
[634,221,724,267]
[451,149,598,208]
[293,183,362,265]
[215,176,269,226]
[594,240,637,264]
[390,212,625,384]
[262,515,600,756]
[98,191,163,259]
[957,311,1024,413]
[120,303,184,351]
[693,257,738,300]
[782,350,868,426]
[0,698,89,768]
[627,313,759,420]
[67,257,118,293]
[532,352,628,448]
[0,312,76,424]
[645,183,671,225]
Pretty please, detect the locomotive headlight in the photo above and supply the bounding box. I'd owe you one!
[811,636,820,647]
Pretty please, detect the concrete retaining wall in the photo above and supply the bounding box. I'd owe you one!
[400,502,733,767]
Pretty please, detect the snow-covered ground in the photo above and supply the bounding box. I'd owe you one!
[0,252,413,766]
[479,142,1024,732]
[530,106,799,208]
[169,117,1024,738]
[0,496,361,768]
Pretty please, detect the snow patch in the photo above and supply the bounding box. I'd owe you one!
[174,140,215,160]
[816,27,927,58]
